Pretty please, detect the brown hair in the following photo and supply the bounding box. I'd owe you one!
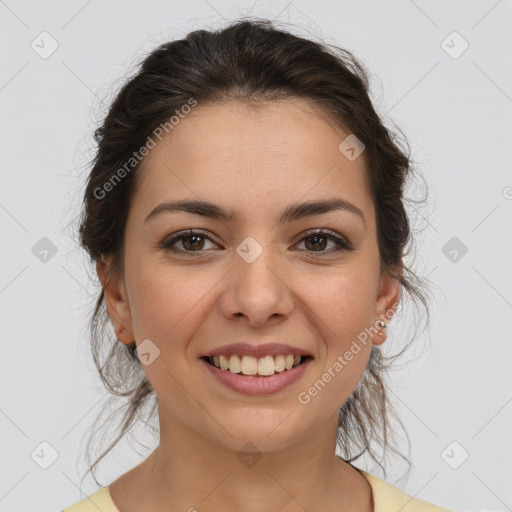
[77,17,432,487]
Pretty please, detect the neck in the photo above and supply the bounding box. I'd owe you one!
[109,405,373,512]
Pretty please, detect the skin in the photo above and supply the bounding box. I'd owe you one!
[97,97,400,512]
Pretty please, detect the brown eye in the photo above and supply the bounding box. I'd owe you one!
[296,229,353,254]
[303,234,329,251]
[160,230,218,253]
[180,234,206,251]
[159,228,353,256]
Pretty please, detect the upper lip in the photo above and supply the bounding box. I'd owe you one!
[200,342,313,359]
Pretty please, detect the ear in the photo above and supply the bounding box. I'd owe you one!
[372,261,401,346]
[96,255,134,344]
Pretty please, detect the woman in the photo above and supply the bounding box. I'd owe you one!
[62,18,453,511]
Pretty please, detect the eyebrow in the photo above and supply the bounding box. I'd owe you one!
[144,198,366,229]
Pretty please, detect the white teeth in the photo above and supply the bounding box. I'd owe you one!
[219,354,229,370]
[274,354,285,372]
[257,356,275,376]
[229,354,241,374]
[241,355,258,375]
[208,354,305,376]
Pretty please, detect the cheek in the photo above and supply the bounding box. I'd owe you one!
[301,265,377,339]
[296,266,376,387]
[299,279,373,410]
[127,258,228,352]
[127,261,198,339]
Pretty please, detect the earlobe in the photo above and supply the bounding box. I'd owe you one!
[372,263,402,346]
[96,255,134,344]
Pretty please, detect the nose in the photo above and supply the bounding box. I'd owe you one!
[219,245,294,328]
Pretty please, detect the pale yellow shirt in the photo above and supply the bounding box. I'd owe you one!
[61,471,454,511]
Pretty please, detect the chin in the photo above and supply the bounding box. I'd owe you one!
[205,414,309,454]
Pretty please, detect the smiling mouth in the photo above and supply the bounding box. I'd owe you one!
[200,354,313,377]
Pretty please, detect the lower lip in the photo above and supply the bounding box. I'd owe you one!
[199,357,313,396]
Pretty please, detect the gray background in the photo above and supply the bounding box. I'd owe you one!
[1,1,511,511]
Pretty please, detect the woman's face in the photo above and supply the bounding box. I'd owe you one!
[101,98,399,452]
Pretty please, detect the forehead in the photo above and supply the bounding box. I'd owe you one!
[131,98,373,226]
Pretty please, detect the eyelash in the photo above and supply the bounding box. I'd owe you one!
[159,228,354,257]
